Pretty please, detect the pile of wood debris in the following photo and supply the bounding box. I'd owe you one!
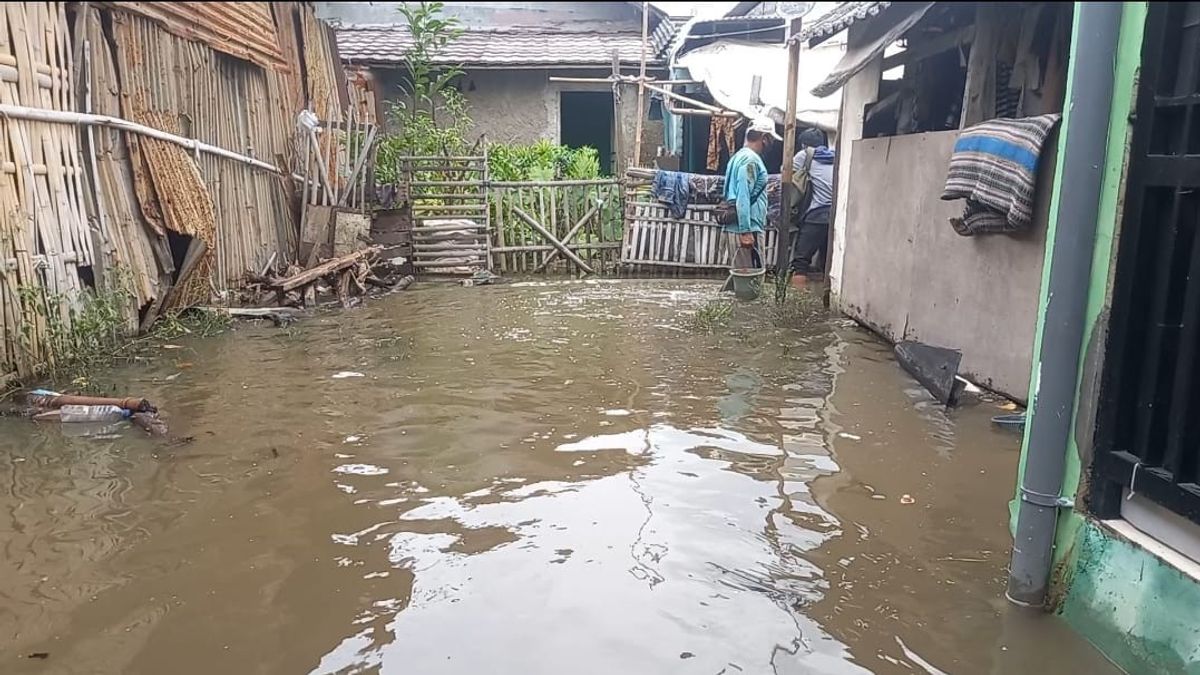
[233,246,415,316]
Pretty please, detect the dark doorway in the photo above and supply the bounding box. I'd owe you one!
[560,91,614,176]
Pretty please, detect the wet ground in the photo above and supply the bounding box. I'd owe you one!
[0,280,1119,674]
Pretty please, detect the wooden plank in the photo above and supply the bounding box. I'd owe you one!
[270,246,380,292]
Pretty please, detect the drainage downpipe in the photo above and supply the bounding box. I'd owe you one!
[1006,1,1123,609]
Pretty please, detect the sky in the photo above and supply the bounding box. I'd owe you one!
[650,1,738,18]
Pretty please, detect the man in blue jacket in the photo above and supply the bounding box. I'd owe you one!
[789,128,836,287]
[724,118,780,268]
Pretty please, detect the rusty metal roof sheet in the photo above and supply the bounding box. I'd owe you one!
[336,25,663,68]
[107,2,286,70]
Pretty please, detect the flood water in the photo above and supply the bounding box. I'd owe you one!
[0,280,1119,674]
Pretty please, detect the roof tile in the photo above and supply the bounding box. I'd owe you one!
[337,26,662,67]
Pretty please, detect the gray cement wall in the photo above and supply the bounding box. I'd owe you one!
[376,68,664,172]
[838,130,1052,400]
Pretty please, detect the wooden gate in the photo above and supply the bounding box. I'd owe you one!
[401,155,490,275]
[490,180,623,274]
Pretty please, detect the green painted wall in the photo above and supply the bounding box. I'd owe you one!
[1061,521,1200,674]
[1012,3,1200,673]
[1011,1,1147,535]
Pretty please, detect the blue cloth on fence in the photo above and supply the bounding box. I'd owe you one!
[652,170,690,219]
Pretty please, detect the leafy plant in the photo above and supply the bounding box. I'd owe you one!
[372,2,472,183]
[395,1,464,120]
[375,91,472,184]
[487,141,603,182]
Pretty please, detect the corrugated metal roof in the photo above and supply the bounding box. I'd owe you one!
[800,1,892,43]
[107,2,286,70]
[336,26,663,67]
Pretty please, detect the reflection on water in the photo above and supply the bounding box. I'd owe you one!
[0,280,1115,674]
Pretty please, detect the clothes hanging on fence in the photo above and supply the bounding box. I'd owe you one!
[651,170,691,219]
[942,113,1060,236]
[688,173,785,230]
[689,174,725,202]
[706,117,739,171]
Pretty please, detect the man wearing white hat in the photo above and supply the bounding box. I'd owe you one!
[720,117,780,268]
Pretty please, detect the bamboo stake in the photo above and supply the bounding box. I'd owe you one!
[611,49,623,175]
[633,1,649,167]
[775,15,803,278]
[547,185,557,271]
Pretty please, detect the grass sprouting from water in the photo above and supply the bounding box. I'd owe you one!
[690,285,826,334]
[691,298,735,332]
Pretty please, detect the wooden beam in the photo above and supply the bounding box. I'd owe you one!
[882,24,975,72]
[269,246,380,293]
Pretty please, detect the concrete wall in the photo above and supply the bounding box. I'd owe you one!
[375,68,663,171]
[838,130,1051,399]
[828,22,881,298]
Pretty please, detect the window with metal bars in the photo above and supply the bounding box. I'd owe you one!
[1091,2,1200,525]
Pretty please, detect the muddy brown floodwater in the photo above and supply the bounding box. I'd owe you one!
[0,280,1119,675]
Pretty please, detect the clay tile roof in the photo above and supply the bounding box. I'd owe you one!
[801,1,893,43]
[336,25,665,68]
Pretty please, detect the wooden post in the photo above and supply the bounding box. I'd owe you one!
[633,1,649,168]
[774,16,803,280]
[611,50,623,176]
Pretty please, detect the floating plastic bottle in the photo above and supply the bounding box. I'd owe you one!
[59,404,130,423]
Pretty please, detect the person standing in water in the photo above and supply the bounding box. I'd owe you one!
[789,127,836,287]
[723,118,780,269]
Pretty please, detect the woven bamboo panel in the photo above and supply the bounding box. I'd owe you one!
[112,11,298,292]
[0,2,90,374]
[106,2,285,71]
[0,2,349,379]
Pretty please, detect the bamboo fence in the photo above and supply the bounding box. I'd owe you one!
[622,189,781,270]
[0,2,349,380]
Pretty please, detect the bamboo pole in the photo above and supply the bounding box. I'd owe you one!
[548,76,702,85]
[775,16,803,277]
[641,82,733,116]
[611,49,623,175]
[633,1,649,167]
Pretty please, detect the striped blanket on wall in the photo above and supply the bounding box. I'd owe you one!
[941,113,1061,236]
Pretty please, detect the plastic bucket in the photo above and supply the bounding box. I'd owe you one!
[729,267,766,301]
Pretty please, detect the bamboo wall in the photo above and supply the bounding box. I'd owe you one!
[0,2,347,380]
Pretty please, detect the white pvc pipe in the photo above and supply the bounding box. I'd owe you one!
[0,103,284,174]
